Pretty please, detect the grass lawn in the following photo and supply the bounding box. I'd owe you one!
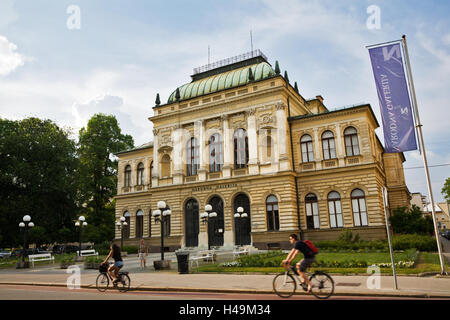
[0,253,85,269]
[193,251,448,275]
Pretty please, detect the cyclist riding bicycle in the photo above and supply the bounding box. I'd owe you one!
[282,234,317,293]
[102,243,124,285]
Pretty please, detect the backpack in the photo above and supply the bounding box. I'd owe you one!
[304,240,319,255]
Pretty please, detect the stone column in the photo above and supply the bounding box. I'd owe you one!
[335,123,345,166]
[222,114,232,178]
[313,127,322,170]
[276,103,290,171]
[247,108,259,175]
[172,124,184,184]
[195,120,207,181]
[152,129,159,187]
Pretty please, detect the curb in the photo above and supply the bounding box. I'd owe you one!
[1,282,450,299]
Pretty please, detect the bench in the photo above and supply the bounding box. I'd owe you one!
[232,246,249,258]
[189,250,215,268]
[76,249,98,257]
[28,253,55,267]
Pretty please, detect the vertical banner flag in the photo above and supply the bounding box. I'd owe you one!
[368,42,417,153]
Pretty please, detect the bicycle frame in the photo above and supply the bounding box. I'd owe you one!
[284,266,310,288]
[274,265,335,299]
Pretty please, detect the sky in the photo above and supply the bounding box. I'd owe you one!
[0,0,449,203]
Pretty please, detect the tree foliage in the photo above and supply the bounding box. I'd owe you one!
[0,118,80,247]
[0,114,133,248]
[77,114,134,243]
[389,205,434,235]
[442,177,450,202]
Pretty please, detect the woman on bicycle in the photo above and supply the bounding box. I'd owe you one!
[102,243,124,285]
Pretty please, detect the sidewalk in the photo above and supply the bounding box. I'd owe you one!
[0,256,449,298]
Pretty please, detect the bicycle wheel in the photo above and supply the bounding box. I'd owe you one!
[117,273,131,292]
[273,272,296,298]
[96,273,109,292]
[309,271,334,299]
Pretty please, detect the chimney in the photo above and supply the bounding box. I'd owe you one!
[316,95,324,103]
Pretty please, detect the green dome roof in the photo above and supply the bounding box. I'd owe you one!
[167,62,275,103]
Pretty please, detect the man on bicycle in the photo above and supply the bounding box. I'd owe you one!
[282,234,317,292]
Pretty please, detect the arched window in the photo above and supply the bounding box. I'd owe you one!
[344,127,360,156]
[305,194,320,229]
[137,162,144,186]
[266,195,279,231]
[136,210,144,238]
[234,129,248,169]
[124,165,131,187]
[209,133,223,172]
[300,134,314,162]
[161,154,171,177]
[328,191,343,228]
[322,131,336,160]
[263,130,273,161]
[187,137,199,176]
[123,211,131,238]
[351,189,368,226]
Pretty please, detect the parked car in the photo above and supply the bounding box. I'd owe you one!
[0,251,11,259]
[443,230,450,240]
[52,245,79,254]
[10,249,22,258]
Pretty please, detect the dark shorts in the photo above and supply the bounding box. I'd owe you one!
[297,257,315,272]
[114,261,124,269]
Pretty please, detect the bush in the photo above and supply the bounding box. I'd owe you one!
[122,245,138,254]
[94,242,112,255]
[84,256,104,264]
[338,230,360,243]
[316,240,388,252]
[392,234,437,251]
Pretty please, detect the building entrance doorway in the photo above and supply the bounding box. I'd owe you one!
[208,196,224,247]
[185,199,199,247]
[233,193,251,245]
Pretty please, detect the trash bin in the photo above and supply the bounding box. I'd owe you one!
[176,251,190,274]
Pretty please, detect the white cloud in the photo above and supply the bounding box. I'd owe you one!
[0,35,30,76]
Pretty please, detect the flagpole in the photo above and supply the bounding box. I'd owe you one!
[401,35,447,275]
[382,187,398,289]
[365,39,402,49]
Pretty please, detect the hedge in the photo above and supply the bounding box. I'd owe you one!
[391,234,437,251]
[316,234,437,252]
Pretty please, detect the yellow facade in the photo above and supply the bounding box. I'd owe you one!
[114,52,410,251]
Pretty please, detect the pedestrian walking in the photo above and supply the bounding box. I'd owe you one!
[138,238,148,270]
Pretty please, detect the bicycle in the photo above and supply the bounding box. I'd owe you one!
[96,262,131,293]
[273,265,334,299]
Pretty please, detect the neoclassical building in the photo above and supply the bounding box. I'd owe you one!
[114,50,410,251]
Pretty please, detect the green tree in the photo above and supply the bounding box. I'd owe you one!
[389,205,434,235]
[0,117,80,247]
[77,114,133,244]
[442,177,450,202]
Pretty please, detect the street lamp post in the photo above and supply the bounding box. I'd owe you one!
[234,207,248,246]
[116,216,128,251]
[18,215,34,267]
[201,204,217,250]
[75,216,87,257]
[152,200,171,262]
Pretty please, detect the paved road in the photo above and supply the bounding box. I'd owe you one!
[0,284,435,300]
